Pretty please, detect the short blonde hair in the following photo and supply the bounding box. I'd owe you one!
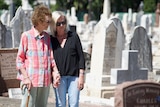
[51,11,69,36]
[31,5,52,26]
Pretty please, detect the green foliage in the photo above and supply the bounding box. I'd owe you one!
[52,0,158,21]
[144,0,156,13]
[0,0,8,10]
[53,0,103,21]
[13,0,22,9]
[28,0,36,7]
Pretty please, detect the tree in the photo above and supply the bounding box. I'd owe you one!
[13,0,22,9]
[144,0,156,13]
[0,0,8,10]
[51,0,158,21]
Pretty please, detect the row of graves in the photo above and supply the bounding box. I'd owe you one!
[1,1,160,107]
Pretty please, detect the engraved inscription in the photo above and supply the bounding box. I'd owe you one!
[0,53,17,80]
[123,83,160,107]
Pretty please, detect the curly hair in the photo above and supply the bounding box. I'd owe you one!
[31,5,52,26]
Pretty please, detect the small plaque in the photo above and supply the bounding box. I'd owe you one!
[8,88,22,99]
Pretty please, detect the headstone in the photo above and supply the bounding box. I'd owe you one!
[69,7,77,25]
[111,17,125,67]
[0,48,20,92]
[140,15,149,34]
[10,6,32,48]
[22,0,33,11]
[0,21,6,48]
[136,1,144,26]
[0,21,13,48]
[85,19,120,98]
[102,0,111,19]
[128,8,132,31]
[0,10,10,26]
[111,50,148,84]
[130,26,152,72]
[5,27,12,48]
[9,0,16,21]
[132,12,137,27]
[122,13,128,34]
[115,80,160,107]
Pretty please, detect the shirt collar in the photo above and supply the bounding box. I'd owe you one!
[33,27,44,39]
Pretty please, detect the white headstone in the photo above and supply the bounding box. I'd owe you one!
[102,0,111,19]
[85,19,118,98]
[10,6,32,48]
[22,0,33,11]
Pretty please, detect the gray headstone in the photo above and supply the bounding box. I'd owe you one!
[130,26,152,72]
[111,50,148,84]
[5,27,12,48]
[10,6,31,48]
[0,21,6,48]
[111,17,125,68]
[0,10,10,26]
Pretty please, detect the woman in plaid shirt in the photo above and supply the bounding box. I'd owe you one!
[16,5,60,107]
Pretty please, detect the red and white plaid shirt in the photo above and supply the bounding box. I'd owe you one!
[16,27,55,87]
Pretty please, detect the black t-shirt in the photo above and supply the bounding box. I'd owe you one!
[51,31,85,77]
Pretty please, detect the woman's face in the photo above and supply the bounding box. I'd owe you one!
[56,16,66,35]
[40,15,52,30]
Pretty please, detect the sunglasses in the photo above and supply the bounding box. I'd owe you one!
[56,21,66,26]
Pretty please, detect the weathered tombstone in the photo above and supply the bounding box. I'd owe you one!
[83,0,125,99]
[5,27,12,48]
[0,21,6,48]
[122,13,128,34]
[132,12,137,27]
[111,50,148,84]
[140,15,149,34]
[0,21,13,48]
[85,19,118,98]
[102,0,111,19]
[0,48,20,96]
[10,6,32,48]
[115,80,160,107]
[0,10,10,26]
[22,0,33,11]
[127,8,132,31]
[111,17,125,67]
[130,26,152,72]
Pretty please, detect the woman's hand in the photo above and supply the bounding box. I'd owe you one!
[23,77,32,91]
[78,73,85,90]
[52,71,61,88]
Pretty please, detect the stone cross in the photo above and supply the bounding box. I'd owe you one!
[111,50,148,84]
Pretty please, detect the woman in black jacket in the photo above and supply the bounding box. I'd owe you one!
[51,11,85,107]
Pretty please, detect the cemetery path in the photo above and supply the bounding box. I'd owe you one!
[0,97,112,107]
